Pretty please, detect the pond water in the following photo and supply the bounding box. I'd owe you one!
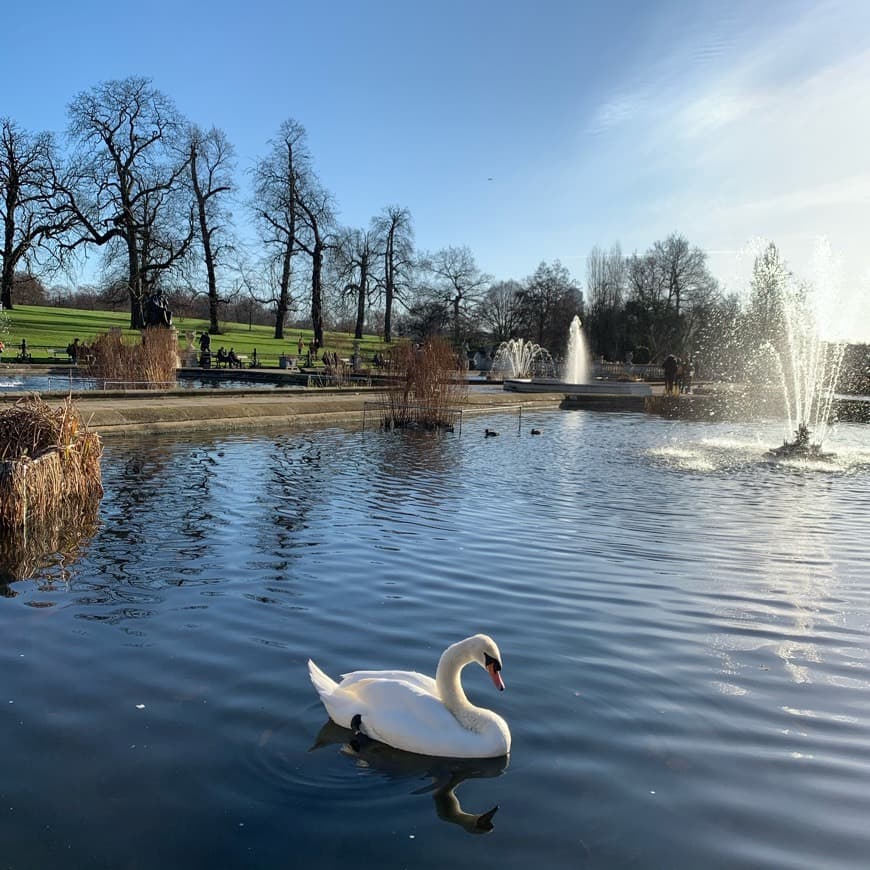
[1,411,869,869]
[0,374,302,392]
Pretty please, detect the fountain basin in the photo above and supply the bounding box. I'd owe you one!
[504,377,652,397]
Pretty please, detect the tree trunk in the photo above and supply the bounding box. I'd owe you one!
[383,243,393,343]
[1,257,14,310]
[452,297,461,346]
[2,180,18,309]
[311,240,324,348]
[191,145,221,334]
[274,243,292,339]
[384,282,393,344]
[355,254,368,340]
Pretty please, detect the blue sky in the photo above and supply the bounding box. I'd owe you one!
[4,0,869,340]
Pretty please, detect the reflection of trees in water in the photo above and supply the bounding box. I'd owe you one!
[265,429,464,555]
[311,719,506,835]
[70,440,229,617]
[102,440,225,550]
[375,428,459,477]
[364,429,460,517]
[259,437,330,567]
[0,499,100,593]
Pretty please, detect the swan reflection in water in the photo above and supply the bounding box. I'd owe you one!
[310,719,508,834]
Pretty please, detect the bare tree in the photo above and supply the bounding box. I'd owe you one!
[62,77,194,329]
[295,176,336,349]
[251,119,314,339]
[516,260,582,351]
[477,279,523,342]
[586,244,625,359]
[651,233,717,318]
[624,233,718,358]
[188,125,236,334]
[372,205,414,343]
[334,226,379,340]
[424,246,491,347]
[1,119,69,309]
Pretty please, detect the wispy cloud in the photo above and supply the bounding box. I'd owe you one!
[589,93,648,135]
[724,174,870,218]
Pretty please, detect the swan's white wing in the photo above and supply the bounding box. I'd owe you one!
[352,678,457,746]
[338,669,438,696]
[351,679,494,758]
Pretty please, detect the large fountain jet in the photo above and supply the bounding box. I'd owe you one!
[563,316,590,384]
[760,260,846,457]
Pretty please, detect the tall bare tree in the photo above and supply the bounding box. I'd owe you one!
[188,125,236,334]
[335,226,378,340]
[476,279,523,343]
[62,76,193,329]
[1,118,69,310]
[586,244,625,359]
[516,259,582,352]
[424,246,491,347]
[372,205,414,343]
[295,177,336,349]
[251,119,316,339]
[624,233,718,358]
[651,233,717,318]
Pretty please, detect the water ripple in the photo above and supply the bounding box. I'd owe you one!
[0,414,868,868]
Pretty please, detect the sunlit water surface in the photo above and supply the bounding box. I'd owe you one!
[1,411,869,869]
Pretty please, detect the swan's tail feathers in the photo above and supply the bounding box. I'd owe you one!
[308,659,338,698]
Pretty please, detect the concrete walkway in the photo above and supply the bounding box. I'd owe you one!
[1,382,564,436]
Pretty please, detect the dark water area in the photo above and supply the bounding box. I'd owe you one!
[0,374,301,392]
[1,412,869,869]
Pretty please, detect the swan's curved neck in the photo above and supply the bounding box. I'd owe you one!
[435,640,476,714]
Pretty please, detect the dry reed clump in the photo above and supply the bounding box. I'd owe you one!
[82,327,178,388]
[0,499,100,587]
[0,396,103,528]
[381,338,468,430]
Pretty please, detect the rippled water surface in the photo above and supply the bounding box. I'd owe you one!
[2,411,869,869]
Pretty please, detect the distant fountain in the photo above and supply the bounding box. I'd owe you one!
[563,316,590,384]
[500,318,650,399]
[491,338,556,379]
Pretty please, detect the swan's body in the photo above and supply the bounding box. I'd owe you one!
[308,634,511,758]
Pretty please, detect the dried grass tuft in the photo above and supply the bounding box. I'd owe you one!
[0,396,103,528]
[380,338,467,430]
[81,327,178,388]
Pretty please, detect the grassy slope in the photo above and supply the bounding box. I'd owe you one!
[1,305,393,366]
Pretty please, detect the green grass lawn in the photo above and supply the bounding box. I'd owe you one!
[0,305,395,367]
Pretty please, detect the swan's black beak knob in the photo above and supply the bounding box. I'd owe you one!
[485,653,505,691]
[475,805,499,832]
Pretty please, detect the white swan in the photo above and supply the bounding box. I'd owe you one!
[308,634,511,758]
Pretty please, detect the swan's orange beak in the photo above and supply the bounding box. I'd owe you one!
[487,662,505,691]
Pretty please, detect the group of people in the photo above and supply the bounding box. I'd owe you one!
[662,354,695,396]
[298,335,321,367]
[196,332,242,368]
[216,347,243,368]
[321,350,341,369]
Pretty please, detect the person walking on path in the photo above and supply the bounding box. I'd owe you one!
[662,354,678,396]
